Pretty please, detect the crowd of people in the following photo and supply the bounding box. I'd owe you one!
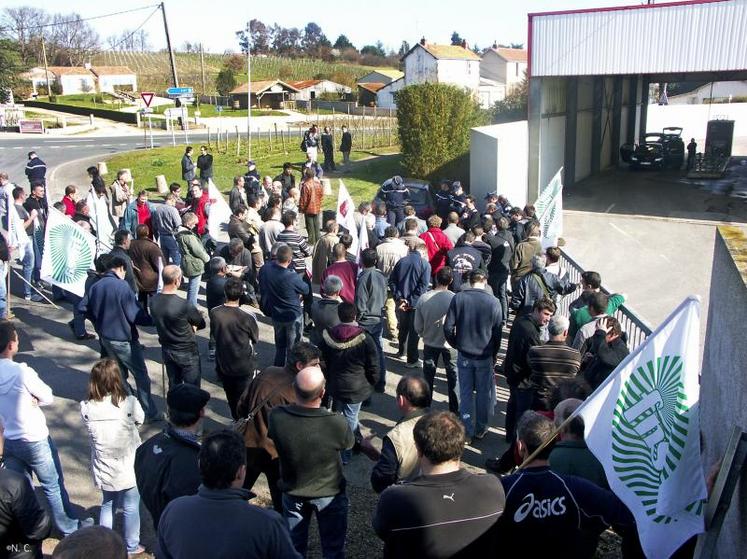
[0,147,654,559]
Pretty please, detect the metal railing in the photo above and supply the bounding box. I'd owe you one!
[558,249,653,350]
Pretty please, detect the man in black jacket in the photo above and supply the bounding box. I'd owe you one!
[24,152,46,188]
[135,384,210,530]
[339,126,352,166]
[150,265,206,388]
[268,366,354,558]
[485,216,515,322]
[511,255,577,316]
[446,232,483,292]
[157,430,299,559]
[487,297,555,473]
[443,270,503,443]
[373,411,505,558]
[273,162,296,197]
[318,302,380,464]
[582,317,630,390]
[109,229,137,293]
[321,126,335,171]
[0,423,52,559]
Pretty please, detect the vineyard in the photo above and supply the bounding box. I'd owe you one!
[91,51,387,94]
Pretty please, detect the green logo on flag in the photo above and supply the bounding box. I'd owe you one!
[611,356,702,523]
[48,223,93,285]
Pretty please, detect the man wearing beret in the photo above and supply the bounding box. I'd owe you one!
[135,384,210,529]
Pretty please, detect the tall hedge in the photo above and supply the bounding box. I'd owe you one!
[396,83,486,181]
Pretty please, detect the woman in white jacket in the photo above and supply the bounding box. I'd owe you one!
[80,359,144,556]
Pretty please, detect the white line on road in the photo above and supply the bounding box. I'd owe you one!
[49,146,61,149]
[605,203,616,213]
[609,222,644,248]
[659,253,672,263]
[11,146,22,150]
[54,140,95,143]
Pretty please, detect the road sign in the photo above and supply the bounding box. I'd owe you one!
[140,92,155,107]
[166,87,193,97]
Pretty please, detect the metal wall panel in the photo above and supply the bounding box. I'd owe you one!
[531,0,747,76]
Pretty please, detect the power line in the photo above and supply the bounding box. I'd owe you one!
[5,4,160,33]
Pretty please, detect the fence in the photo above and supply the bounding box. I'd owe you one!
[203,114,398,159]
[558,248,653,350]
[295,100,396,118]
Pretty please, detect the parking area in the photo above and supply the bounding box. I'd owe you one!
[560,153,747,343]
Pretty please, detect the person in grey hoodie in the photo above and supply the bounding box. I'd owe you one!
[414,267,457,414]
[355,248,388,393]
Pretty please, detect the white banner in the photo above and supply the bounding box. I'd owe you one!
[40,207,96,297]
[207,178,231,244]
[534,168,563,248]
[85,189,115,252]
[336,179,359,256]
[577,296,706,558]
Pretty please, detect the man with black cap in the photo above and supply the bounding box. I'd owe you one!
[134,384,210,529]
[380,176,410,228]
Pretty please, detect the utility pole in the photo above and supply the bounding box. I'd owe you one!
[41,33,50,98]
[199,42,206,94]
[246,21,252,160]
[161,2,179,88]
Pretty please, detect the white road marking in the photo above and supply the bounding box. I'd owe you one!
[609,222,645,248]
[605,203,616,213]
[54,140,95,143]
[659,253,672,263]
[100,144,111,147]
[12,146,22,149]
[49,146,60,149]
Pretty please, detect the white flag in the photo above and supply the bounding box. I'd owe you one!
[534,168,563,249]
[356,209,369,265]
[85,189,115,252]
[206,178,232,244]
[336,179,359,256]
[577,296,706,559]
[40,207,96,297]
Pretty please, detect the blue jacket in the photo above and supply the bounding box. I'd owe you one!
[388,252,431,308]
[381,180,410,210]
[257,261,310,322]
[24,156,46,184]
[79,271,150,341]
[444,287,503,360]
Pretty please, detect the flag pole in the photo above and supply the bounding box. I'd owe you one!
[6,264,12,320]
[516,295,700,470]
[11,269,60,309]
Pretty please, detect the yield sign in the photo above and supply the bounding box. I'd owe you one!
[140,92,155,107]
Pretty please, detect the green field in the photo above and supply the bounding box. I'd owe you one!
[150,104,286,118]
[105,142,403,209]
[92,51,391,94]
[37,93,128,111]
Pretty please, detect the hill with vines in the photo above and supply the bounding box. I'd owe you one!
[91,51,391,94]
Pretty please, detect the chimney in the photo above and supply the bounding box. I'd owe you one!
[492,41,498,49]
[461,39,467,49]
[420,37,426,46]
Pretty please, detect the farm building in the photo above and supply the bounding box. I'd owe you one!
[402,39,481,92]
[357,69,404,85]
[357,82,386,107]
[376,77,404,110]
[287,79,352,101]
[229,80,299,109]
[89,66,137,93]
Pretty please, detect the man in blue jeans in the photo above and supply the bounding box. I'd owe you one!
[443,270,503,443]
[12,187,43,302]
[258,244,309,367]
[268,366,353,558]
[0,321,92,536]
[80,255,160,422]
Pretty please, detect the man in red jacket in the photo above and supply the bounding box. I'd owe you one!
[420,215,453,277]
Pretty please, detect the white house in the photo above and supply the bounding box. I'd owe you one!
[45,67,97,95]
[90,66,137,93]
[402,39,481,92]
[288,79,352,101]
[376,77,404,110]
[21,67,56,95]
[480,46,527,95]
[667,81,747,104]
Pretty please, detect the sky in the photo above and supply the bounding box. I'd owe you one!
[3,0,652,54]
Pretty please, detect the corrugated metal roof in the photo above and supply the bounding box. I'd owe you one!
[530,0,747,76]
[357,82,387,93]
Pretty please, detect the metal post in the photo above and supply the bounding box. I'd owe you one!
[160,2,179,87]
[148,116,154,149]
[199,42,207,94]
[246,21,252,159]
[171,117,176,146]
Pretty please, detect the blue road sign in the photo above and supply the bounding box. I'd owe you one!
[166,87,194,96]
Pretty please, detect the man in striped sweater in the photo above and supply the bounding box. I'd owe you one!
[527,315,581,411]
[276,210,313,325]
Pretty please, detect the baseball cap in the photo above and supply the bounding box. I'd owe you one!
[167,384,210,414]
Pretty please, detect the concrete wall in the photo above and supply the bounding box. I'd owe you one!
[436,59,480,91]
[700,226,747,557]
[470,121,529,207]
[646,102,747,145]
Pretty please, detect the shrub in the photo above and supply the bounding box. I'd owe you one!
[215,67,237,96]
[224,54,245,73]
[396,83,487,181]
[50,78,63,96]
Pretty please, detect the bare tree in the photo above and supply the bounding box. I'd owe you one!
[0,6,49,65]
[47,12,99,66]
[134,29,150,52]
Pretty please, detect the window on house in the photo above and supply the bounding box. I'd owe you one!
[515,63,519,77]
